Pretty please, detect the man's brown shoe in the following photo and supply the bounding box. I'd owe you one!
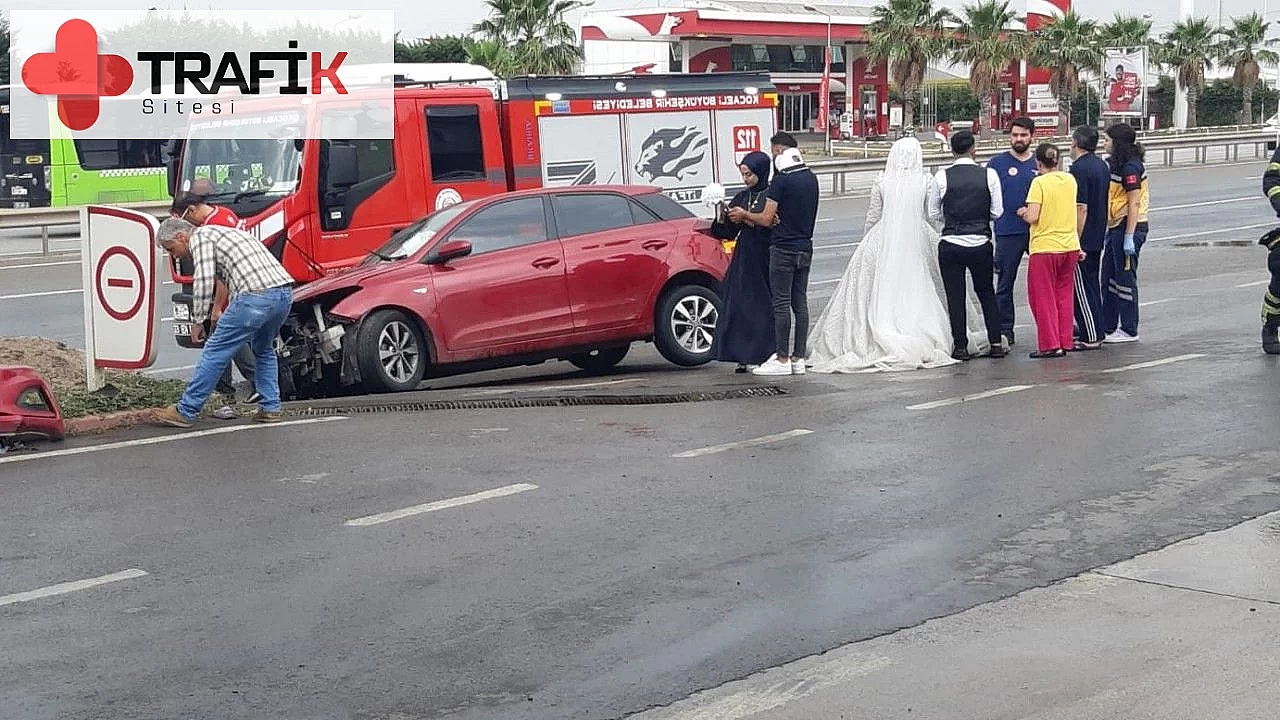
[254,410,284,424]
[154,405,193,428]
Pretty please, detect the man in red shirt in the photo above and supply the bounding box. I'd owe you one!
[1107,64,1140,113]
[170,191,261,408]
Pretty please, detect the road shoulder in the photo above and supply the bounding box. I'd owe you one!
[629,510,1280,720]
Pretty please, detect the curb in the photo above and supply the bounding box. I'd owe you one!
[64,408,165,437]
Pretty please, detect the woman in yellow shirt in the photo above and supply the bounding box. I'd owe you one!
[1017,143,1083,358]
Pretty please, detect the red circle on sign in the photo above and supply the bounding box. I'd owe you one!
[94,246,146,322]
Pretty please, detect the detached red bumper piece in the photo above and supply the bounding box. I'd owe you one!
[0,366,65,442]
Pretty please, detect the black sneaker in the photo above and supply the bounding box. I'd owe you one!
[242,392,263,405]
[1264,323,1280,355]
[987,345,1007,358]
[951,348,972,361]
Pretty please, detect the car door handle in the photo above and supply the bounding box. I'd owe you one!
[642,239,669,251]
[531,257,560,269]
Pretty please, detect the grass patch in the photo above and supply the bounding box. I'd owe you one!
[54,373,189,419]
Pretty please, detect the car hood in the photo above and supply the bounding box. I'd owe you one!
[292,260,405,301]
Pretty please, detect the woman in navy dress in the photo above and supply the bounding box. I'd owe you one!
[710,151,775,372]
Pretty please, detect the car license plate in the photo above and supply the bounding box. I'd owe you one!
[173,322,192,337]
[12,201,28,209]
[172,303,191,321]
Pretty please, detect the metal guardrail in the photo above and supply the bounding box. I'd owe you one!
[811,129,1276,196]
[0,201,171,255]
[0,128,1275,255]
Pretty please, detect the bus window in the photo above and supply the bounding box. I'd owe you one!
[72,139,165,170]
[0,103,51,159]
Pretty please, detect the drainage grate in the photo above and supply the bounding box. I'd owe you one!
[285,385,787,416]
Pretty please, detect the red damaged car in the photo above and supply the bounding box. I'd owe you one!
[276,185,730,397]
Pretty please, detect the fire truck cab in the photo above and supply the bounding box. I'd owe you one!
[166,66,778,348]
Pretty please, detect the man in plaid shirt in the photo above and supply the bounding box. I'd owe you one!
[153,217,295,427]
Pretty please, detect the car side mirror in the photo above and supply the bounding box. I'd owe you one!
[427,239,472,264]
[326,143,360,189]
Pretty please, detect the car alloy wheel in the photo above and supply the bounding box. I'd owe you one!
[671,294,717,355]
[378,320,421,384]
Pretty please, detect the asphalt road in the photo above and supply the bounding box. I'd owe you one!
[3,157,1280,719]
[0,156,1271,384]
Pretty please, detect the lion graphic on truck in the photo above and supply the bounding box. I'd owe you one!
[633,126,709,182]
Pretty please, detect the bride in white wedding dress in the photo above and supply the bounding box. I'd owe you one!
[808,137,992,373]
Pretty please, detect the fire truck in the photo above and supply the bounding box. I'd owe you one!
[166,65,779,347]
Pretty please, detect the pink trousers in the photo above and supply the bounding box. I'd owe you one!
[1027,251,1078,352]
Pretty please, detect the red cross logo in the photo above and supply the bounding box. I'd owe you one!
[20,19,133,131]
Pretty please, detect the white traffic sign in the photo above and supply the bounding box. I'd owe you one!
[80,205,161,390]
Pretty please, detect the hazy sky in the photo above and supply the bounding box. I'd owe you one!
[4,0,1274,40]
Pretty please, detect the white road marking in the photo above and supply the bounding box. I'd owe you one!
[1139,298,1174,307]
[0,568,149,607]
[1237,280,1269,288]
[0,288,81,301]
[1101,353,1205,374]
[1159,222,1276,242]
[814,241,859,251]
[817,218,835,223]
[275,472,329,484]
[672,429,814,458]
[0,417,349,466]
[344,482,539,527]
[0,259,79,270]
[812,278,841,286]
[1150,196,1251,212]
[907,384,1038,411]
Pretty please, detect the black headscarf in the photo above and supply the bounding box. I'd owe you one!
[740,151,772,192]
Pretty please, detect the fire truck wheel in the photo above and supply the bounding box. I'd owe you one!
[356,309,428,393]
[568,345,630,372]
[655,284,721,367]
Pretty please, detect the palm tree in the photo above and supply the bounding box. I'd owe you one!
[865,0,955,131]
[950,0,1025,138]
[1097,13,1153,49]
[465,38,519,77]
[1028,10,1099,134]
[1216,13,1279,123]
[472,0,592,76]
[1157,18,1220,128]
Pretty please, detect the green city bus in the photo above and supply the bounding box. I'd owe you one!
[0,85,171,209]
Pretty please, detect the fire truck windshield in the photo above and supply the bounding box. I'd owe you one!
[179,132,302,203]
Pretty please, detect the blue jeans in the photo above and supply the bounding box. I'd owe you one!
[994,233,1030,336]
[178,286,293,419]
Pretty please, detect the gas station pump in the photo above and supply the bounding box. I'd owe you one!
[860,87,879,137]
[997,86,1014,131]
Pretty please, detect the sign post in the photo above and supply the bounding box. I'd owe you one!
[80,205,162,391]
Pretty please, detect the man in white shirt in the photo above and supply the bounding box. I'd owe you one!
[927,130,1007,360]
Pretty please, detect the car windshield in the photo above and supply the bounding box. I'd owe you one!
[179,112,304,200]
[376,201,475,259]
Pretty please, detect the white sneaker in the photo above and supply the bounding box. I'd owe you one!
[1104,330,1139,344]
[752,355,794,376]
[791,359,807,375]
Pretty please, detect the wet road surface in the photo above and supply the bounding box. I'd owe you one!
[3,231,1280,718]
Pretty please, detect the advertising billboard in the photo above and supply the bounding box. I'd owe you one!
[1102,47,1146,117]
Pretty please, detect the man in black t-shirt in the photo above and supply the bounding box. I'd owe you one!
[731,131,820,376]
[1068,125,1111,349]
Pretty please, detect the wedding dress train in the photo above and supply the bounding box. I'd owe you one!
[808,138,992,373]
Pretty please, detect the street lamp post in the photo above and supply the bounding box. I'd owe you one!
[803,4,834,156]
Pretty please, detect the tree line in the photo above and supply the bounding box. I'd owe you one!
[867,0,1276,133]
